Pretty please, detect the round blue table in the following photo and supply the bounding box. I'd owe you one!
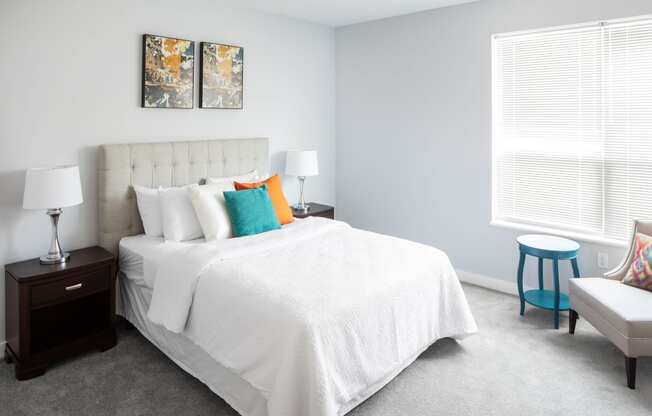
[517,234,581,329]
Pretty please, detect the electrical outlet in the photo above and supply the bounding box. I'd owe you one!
[598,252,609,269]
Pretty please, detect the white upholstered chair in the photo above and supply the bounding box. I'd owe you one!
[569,220,652,389]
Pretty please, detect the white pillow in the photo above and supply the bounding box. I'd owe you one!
[207,170,259,185]
[159,186,204,241]
[133,185,163,237]
[188,183,234,240]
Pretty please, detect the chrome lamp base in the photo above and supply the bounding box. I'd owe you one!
[40,252,70,265]
[292,203,310,213]
[293,176,311,213]
[40,208,70,265]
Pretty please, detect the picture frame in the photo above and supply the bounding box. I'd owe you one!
[142,34,195,109]
[199,42,244,109]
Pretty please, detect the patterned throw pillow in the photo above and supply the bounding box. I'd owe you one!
[623,232,652,291]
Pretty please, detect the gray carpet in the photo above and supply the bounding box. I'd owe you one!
[1,284,650,416]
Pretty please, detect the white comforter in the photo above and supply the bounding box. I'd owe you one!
[148,217,477,416]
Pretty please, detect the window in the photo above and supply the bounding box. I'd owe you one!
[492,15,652,243]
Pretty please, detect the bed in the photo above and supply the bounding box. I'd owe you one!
[98,138,477,416]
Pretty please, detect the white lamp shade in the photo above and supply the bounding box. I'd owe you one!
[285,150,319,177]
[23,165,84,209]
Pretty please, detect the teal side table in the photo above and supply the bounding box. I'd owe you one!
[516,234,581,329]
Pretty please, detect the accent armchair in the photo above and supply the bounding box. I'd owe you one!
[569,220,652,389]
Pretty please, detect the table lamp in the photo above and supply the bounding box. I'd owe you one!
[285,150,319,212]
[23,165,83,264]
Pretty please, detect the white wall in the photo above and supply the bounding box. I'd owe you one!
[336,0,652,292]
[0,0,335,344]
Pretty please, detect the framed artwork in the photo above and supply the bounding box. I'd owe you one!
[200,42,244,109]
[142,34,194,109]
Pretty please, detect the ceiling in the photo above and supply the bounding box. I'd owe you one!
[236,0,479,27]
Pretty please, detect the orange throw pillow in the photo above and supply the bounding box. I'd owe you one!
[234,175,294,225]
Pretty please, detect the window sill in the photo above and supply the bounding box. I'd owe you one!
[490,219,628,248]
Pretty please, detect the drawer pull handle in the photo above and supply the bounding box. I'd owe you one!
[65,283,83,291]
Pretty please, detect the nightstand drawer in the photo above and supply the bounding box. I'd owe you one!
[31,267,110,308]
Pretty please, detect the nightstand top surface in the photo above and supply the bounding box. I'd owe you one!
[292,202,334,217]
[5,246,114,281]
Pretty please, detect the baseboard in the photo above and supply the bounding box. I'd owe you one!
[456,269,520,296]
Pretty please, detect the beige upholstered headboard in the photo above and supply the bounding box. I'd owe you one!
[98,138,269,254]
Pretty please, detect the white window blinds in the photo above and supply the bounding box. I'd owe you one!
[492,16,652,242]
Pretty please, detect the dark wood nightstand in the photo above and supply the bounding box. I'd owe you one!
[4,246,117,380]
[292,203,335,219]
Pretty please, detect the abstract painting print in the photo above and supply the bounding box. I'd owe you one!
[142,34,194,108]
[200,42,243,109]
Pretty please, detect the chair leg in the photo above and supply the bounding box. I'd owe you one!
[569,309,578,334]
[625,356,637,389]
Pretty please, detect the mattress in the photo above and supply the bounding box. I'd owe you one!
[119,235,206,287]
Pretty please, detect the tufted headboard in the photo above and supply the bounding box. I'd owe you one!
[98,138,269,254]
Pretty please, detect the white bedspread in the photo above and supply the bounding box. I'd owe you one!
[148,217,477,416]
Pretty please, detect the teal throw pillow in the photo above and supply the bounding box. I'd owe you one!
[223,185,281,237]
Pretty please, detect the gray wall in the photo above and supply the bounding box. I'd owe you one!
[336,0,652,291]
[0,0,335,343]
